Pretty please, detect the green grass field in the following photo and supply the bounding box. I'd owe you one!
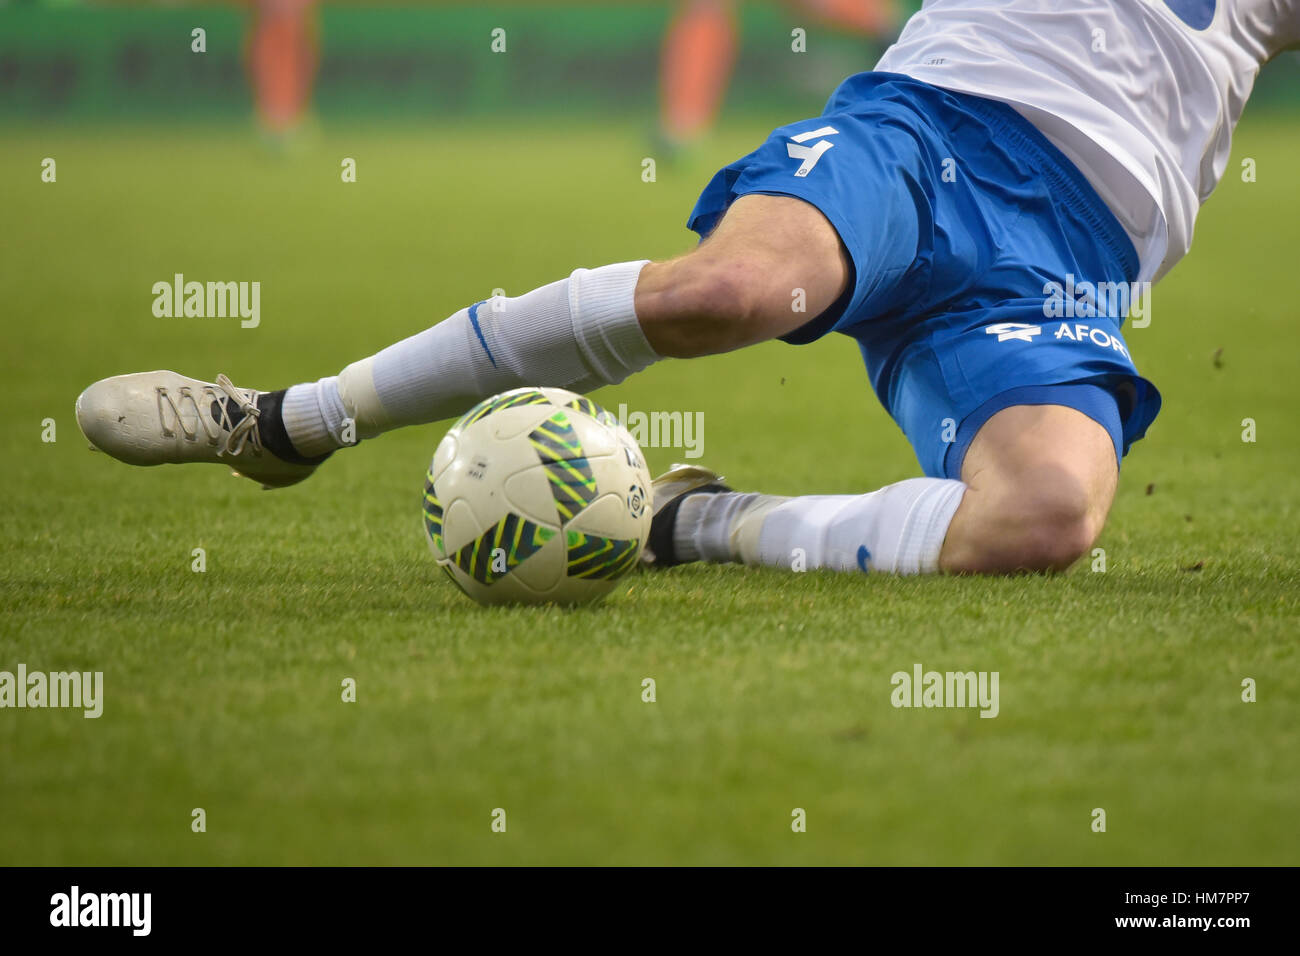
[1,113,1297,866]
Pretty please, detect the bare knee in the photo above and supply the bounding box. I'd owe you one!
[947,465,1108,574]
[940,404,1118,574]
[1002,468,1105,571]
[634,195,849,358]
[635,256,775,357]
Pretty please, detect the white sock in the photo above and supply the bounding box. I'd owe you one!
[674,478,967,575]
[280,260,655,456]
[280,375,348,457]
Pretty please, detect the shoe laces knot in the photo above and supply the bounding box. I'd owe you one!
[155,373,262,458]
[214,374,261,458]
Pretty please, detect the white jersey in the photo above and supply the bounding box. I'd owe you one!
[876,0,1300,281]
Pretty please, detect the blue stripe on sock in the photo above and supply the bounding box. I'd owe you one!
[466,300,497,368]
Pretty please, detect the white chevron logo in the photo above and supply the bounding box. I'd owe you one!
[985,322,1043,343]
[786,126,839,177]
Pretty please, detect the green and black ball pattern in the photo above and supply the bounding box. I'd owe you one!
[452,388,551,432]
[424,394,641,587]
[528,411,598,522]
[451,512,557,584]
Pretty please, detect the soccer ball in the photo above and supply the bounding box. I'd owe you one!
[422,387,652,606]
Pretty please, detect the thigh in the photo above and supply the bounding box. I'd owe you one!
[960,402,1118,508]
[684,74,938,344]
[880,298,1161,479]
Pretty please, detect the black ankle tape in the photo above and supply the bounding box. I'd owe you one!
[647,483,730,567]
[255,389,333,466]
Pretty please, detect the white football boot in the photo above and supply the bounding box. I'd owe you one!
[75,371,321,489]
[642,463,731,566]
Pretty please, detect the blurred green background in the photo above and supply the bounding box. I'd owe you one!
[3,1,1294,123]
[3,1,889,121]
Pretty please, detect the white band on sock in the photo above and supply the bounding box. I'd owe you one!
[891,478,967,574]
[569,260,659,387]
[674,491,765,563]
[282,376,347,457]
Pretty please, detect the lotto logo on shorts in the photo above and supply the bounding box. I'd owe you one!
[786,126,838,177]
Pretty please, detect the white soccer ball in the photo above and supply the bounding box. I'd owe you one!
[422,387,652,606]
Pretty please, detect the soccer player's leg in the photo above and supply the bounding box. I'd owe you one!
[658,0,739,149]
[74,193,847,488]
[636,194,849,356]
[648,73,1162,575]
[653,394,1125,575]
[940,403,1117,573]
[247,0,319,138]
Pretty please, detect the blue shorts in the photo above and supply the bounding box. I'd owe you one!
[688,72,1162,479]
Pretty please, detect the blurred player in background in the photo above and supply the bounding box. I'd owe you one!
[246,0,319,138]
[659,0,899,148]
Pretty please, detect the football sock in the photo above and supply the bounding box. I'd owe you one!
[278,376,348,458]
[253,389,334,466]
[202,388,330,466]
[673,478,967,574]
[278,260,656,458]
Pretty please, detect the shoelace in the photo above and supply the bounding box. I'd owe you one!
[156,373,262,458]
